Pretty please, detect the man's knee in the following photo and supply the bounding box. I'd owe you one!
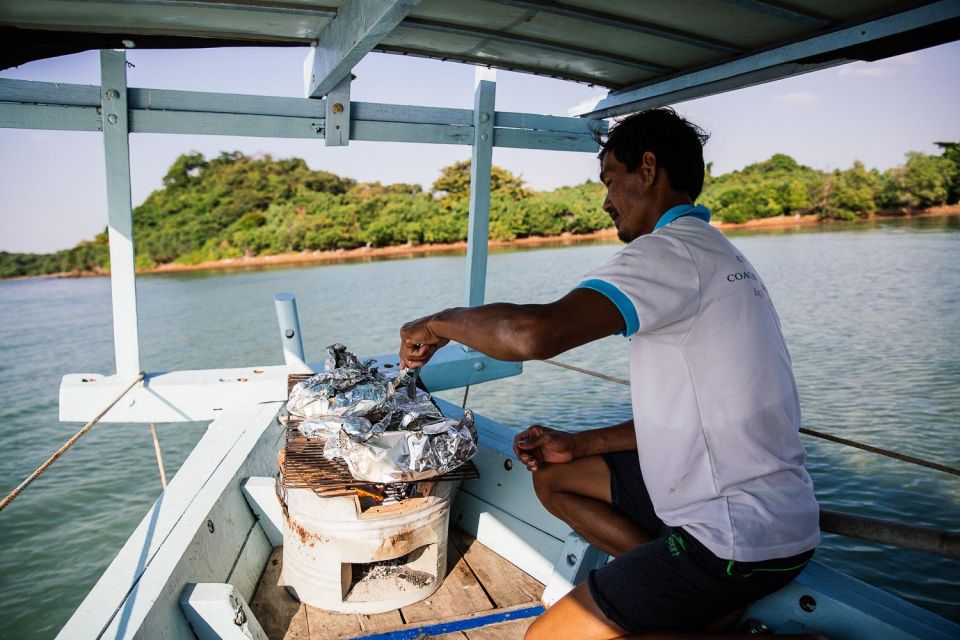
[531,464,562,509]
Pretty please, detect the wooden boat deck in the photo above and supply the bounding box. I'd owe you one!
[250,527,545,640]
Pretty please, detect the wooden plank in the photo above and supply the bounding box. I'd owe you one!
[131,109,324,139]
[325,75,351,146]
[242,477,284,548]
[464,617,536,640]
[309,0,421,97]
[362,603,543,639]
[493,128,598,153]
[584,1,960,118]
[100,49,141,378]
[450,529,544,607]
[358,610,404,632]
[351,119,472,145]
[465,71,495,307]
[181,583,270,640]
[495,111,599,135]
[286,607,312,640]
[228,522,273,604]
[400,536,493,623]
[453,491,564,586]
[0,103,101,131]
[0,78,101,106]
[130,87,324,118]
[250,548,309,640]
[305,605,362,638]
[353,102,471,126]
[60,366,288,424]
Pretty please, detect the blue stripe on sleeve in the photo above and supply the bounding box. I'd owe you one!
[576,278,640,336]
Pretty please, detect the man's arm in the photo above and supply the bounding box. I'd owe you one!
[514,419,636,471]
[571,419,637,456]
[400,288,625,367]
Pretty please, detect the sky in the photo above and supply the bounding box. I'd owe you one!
[1,41,958,253]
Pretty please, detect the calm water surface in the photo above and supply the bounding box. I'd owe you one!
[1,217,958,637]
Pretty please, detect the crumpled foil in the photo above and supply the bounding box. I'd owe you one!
[287,345,387,419]
[298,415,373,440]
[325,343,361,371]
[340,411,477,483]
[286,344,478,482]
[374,387,444,432]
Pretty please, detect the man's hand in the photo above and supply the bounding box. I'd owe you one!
[400,313,450,369]
[513,425,578,471]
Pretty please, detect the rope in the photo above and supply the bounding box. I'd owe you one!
[0,372,145,512]
[542,358,629,386]
[539,358,960,478]
[799,427,960,477]
[150,422,168,489]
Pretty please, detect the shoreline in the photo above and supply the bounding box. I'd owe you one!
[10,205,960,280]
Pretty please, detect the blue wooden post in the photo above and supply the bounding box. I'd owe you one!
[100,50,141,378]
[325,75,351,146]
[273,293,311,372]
[465,68,496,308]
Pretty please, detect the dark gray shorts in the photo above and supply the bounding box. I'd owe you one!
[587,450,814,634]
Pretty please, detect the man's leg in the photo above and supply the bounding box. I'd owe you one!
[531,456,652,557]
[525,583,828,640]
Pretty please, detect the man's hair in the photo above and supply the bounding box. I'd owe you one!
[595,108,710,201]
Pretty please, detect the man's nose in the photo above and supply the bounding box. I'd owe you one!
[602,193,614,214]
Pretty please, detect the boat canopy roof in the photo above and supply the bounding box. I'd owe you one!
[2,1,958,117]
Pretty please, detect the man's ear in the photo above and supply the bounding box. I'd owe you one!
[640,151,657,186]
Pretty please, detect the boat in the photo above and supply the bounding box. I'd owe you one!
[1,1,959,638]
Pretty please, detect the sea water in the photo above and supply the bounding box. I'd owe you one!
[0,216,958,638]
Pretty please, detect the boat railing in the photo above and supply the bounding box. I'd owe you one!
[540,358,960,560]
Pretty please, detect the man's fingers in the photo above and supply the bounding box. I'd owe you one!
[516,433,548,450]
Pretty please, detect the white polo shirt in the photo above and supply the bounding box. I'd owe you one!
[578,204,820,562]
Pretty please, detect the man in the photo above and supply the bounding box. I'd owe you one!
[399,108,820,638]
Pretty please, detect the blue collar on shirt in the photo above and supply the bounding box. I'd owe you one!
[654,203,711,230]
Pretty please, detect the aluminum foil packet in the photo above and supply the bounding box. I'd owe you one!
[286,343,478,482]
[297,415,375,441]
[340,410,477,483]
[374,387,444,432]
[287,345,387,419]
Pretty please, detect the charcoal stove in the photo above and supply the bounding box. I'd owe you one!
[276,375,479,614]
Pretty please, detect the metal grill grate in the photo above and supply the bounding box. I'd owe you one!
[282,374,480,494]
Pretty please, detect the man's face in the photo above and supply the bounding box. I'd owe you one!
[600,152,656,243]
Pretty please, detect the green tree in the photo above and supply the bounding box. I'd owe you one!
[822,161,877,219]
[934,142,960,203]
[431,160,530,204]
[896,152,953,207]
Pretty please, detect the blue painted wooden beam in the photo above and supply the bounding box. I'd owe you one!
[351,119,472,145]
[485,0,744,54]
[0,103,100,131]
[496,110,604,136]
[308,0,421,98]
[324,75,351,146]
[401,17,672,74]
[716,0,829,28]
[365,344,522,394]
[353,101,471,126]
[582,1,960,119]
[494,128,598,153]
[465,70,496,308]
[100,50,142,378]
[0,78,601,152]
[131,109,324,138]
